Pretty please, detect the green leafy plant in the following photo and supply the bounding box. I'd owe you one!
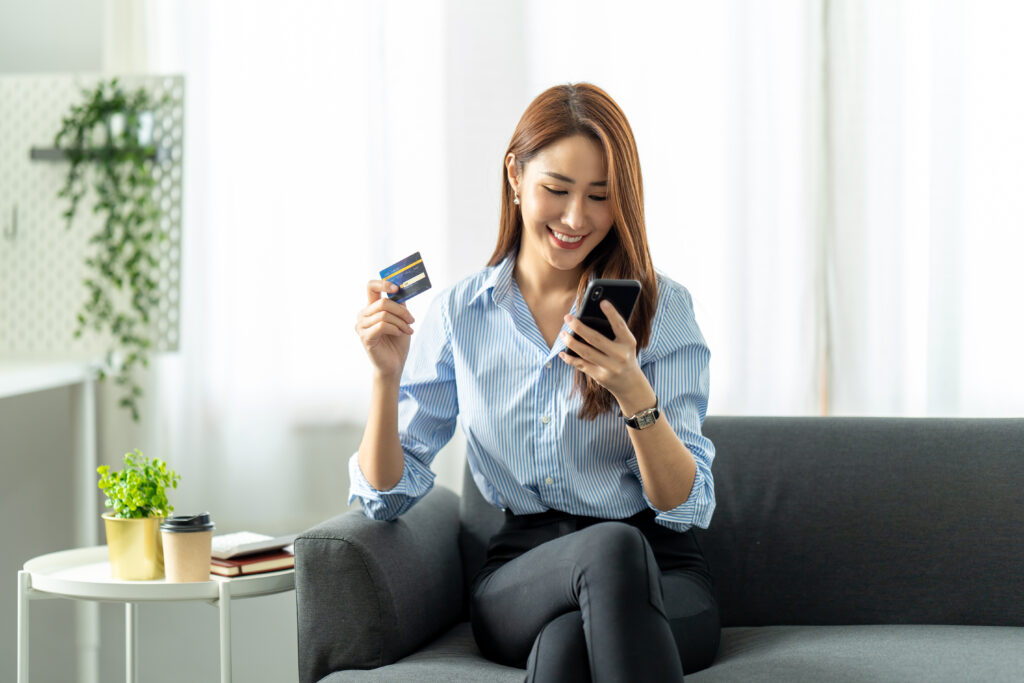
[97,449,180,519]
[55,78,171,422]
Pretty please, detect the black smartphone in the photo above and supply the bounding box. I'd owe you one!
[566,278,642,357]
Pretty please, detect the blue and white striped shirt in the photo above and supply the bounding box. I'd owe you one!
[348,253,716,532]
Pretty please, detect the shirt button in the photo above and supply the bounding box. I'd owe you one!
[545,477,554,485]
[545,362,552,369]
[540,415,550,424]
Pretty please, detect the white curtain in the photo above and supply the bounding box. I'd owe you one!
[826,0,1024,416]
[139,0,489,530]
[517,0,823,416]
[120,0,1024,531]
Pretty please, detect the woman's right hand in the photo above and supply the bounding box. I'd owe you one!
[355,280,415,380]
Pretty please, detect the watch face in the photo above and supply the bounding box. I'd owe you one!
[636,411,657,428]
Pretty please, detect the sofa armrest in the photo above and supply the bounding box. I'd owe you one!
[294,486,464,683]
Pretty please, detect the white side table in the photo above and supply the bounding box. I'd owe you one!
[18,546,296,683]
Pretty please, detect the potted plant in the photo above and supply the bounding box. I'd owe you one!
[97,449,180,580]
[55,78,171,422]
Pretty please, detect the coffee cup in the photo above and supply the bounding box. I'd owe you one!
[160,513,215,582]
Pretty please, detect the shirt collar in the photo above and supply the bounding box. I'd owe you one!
[469,250,517,307]
[469,249,600,312]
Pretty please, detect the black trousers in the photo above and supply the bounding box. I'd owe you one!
[470,508,720,682]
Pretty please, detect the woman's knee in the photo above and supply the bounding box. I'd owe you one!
[573,522,661,600]
[576,522,653,569]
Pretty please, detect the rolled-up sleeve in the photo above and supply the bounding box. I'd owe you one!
[633,284,716,532]
[348,293,459,520]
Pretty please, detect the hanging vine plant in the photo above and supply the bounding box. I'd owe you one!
[55,78,170,422]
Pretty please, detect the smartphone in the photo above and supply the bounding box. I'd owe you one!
[566,278,642,358]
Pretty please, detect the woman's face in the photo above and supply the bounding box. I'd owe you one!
[508,134,615,278]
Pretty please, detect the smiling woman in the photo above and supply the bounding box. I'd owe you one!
[352,82,719,681]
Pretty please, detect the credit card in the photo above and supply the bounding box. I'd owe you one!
[380,251,432,303]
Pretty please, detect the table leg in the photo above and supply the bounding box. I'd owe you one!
[219,580,233,683]
[17,571,29,683]
[76,602,100,683]
[72,378,100,683]
[71,377,98,547]
[126,602,138,683]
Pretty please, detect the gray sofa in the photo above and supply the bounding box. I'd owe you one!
[295,417,1024,682]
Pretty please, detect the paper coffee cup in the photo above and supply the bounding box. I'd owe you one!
[160,513,215,582]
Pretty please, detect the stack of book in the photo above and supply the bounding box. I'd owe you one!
[209,531,297,577]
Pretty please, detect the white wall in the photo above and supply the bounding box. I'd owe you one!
[0,387,79,682]
[0,0,104,73]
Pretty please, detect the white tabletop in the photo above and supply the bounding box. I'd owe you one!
[23,546,295,602]
[0,355,99,399]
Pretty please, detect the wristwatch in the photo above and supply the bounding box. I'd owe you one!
[624,398,660,430]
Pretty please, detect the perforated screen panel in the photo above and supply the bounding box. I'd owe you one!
[0,74,184,354]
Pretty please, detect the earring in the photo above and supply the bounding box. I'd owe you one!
[513,191,520,206]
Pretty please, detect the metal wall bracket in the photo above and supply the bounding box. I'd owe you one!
[29,147,167,163]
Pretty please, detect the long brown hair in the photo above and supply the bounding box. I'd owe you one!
[488,83,658,420]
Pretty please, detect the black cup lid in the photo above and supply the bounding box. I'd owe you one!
[161,513,215,532]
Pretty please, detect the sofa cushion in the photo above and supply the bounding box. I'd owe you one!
[320,622,523,683]
[698,417,1024,626]
[690,625,1024,682]
[321,622,1024,682]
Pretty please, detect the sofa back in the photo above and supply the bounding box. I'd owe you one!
[460,417,1024,627]
[459,464,506,593]
[698,416,1024,627]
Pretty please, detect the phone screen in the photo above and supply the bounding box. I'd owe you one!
[566,279,641,358]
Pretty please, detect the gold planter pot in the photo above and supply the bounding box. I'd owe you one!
[102,514,165,580]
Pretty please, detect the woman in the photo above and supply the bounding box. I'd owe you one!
[353,83,719,681]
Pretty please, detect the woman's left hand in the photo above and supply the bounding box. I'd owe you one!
[558,300,654,413]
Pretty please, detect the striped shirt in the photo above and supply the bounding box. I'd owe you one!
[348,253,716,532]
